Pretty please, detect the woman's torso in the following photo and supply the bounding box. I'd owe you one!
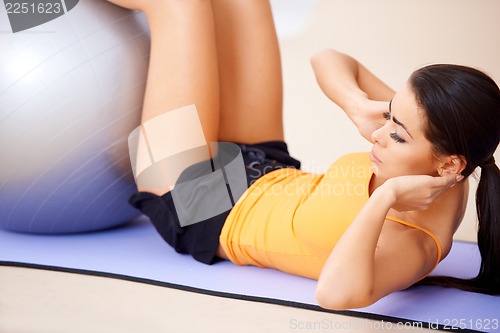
[219,152,467,279]
[220,153,374,279]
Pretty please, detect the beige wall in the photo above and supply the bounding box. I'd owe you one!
[279,0,500,242]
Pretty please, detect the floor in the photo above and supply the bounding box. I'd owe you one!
[0,266,436,333]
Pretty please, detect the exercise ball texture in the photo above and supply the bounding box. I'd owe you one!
[0,0,150,233]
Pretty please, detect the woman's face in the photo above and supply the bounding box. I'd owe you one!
[370,82,440,179]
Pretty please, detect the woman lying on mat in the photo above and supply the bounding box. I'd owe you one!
[107,0,499,309]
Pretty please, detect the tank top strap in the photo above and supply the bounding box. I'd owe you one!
[386,216,443,281]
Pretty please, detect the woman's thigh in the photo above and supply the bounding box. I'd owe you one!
[212,0,284,144]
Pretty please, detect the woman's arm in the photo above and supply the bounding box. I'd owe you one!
[316,174,461,310]
[311,49,395,141]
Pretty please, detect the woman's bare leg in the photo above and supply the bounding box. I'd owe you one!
[211,0,284,144]
[140,1,220,144]
[107,0,220,145]
[106,0,220,194]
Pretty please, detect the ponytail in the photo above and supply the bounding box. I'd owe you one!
[473,163,500,293]
[420,163,500,294]
[409,64,500,295]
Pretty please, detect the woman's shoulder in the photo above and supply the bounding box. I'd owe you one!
[389,178,469,259]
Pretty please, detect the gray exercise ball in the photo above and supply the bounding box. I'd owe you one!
[0,0,150,233]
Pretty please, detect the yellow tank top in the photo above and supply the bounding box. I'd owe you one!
[219,152,441,280]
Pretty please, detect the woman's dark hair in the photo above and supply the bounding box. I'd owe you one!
[409,64,500,295]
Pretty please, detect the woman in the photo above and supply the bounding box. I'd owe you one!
[107,0,499,309]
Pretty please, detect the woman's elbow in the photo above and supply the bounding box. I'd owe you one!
[315,283,376,311]
[310,48,346,65]
[310,48,334,67]
[315,286,347,310]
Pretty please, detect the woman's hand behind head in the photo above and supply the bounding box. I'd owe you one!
[382,174,463,212]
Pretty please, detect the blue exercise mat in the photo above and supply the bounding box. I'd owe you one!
[1,216,498,332]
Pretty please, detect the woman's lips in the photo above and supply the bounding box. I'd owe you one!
[370,150,382,164]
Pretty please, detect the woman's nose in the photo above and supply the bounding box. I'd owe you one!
[371,125,387,146]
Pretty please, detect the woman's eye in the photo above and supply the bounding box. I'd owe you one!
[390,132,406,143]
[383,112,391,120]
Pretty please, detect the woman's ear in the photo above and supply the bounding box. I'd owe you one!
[437,155,466,176]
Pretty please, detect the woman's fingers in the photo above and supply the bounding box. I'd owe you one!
[432,174,463,190]
[387,173,464,212]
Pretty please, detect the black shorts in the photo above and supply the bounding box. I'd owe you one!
[129,141,301,264]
